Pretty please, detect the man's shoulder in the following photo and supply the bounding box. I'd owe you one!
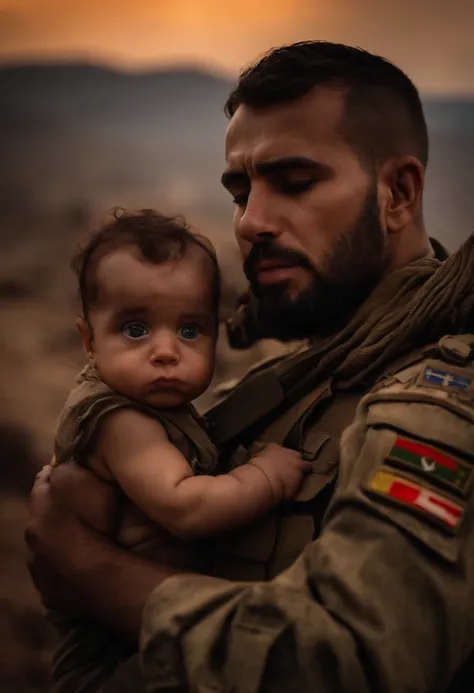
[361,333,474,457]
[330,335,474,564]
[370,334,474,406]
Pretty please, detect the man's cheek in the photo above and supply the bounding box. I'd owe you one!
[234,220,250,254]
[291,267,315,294]
[236,237,251,261]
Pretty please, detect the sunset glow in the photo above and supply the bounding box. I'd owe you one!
[0,0,473,94]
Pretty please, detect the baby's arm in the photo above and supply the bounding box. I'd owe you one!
[99,409,310,540]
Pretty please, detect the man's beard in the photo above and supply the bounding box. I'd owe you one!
[243,185,389,341]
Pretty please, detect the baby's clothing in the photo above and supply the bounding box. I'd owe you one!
[51,365,218,693]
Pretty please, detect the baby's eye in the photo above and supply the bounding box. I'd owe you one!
[178,324,201,341]
[122,322,149,339]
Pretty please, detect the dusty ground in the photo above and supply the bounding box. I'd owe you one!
[0,496,56,693]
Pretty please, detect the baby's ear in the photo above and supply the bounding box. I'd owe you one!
[76,316,95,362]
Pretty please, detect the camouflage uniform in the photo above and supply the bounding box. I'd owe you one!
[138,334,474,693]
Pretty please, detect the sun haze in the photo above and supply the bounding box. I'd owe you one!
[0,0,473,94]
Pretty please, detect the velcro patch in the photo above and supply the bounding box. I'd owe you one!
[366,469,465,531]
[387,435,472,495]
[418,360,473,394]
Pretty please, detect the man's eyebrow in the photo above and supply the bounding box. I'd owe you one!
[256,157,329,176]
[221,157,330,187]
[221,168,248,188]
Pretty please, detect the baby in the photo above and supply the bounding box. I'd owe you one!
[50,209,309,692]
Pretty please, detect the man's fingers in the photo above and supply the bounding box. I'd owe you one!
[27,465,53,520]
[49,459,100,496]
[26,463,60,551]
[35,464,52,484]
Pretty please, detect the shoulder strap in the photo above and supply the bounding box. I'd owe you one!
[437,334,474,365]
[208,343,330,448]
[209,368,286,447]
[252,379,332,448]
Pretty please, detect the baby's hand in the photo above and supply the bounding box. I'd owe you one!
[250,443,312,502]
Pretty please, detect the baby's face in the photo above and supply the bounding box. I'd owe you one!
[86,245,217,408]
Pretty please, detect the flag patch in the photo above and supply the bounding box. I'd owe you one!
[421,365,471,391]
[367,470,464,530]
[388,436,472,494]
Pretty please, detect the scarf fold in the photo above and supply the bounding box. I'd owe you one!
[272,233,474,389]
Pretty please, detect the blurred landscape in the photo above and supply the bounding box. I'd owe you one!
[1,62,474,691]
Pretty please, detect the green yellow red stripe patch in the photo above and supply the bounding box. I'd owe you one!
[387,436,472,494]
[367,470,464,530]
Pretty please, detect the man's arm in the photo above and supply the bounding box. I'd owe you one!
[25,463,186,646]
[138,373,474,692]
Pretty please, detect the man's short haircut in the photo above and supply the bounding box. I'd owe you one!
[72,209,221,321]
[225,41,428,170]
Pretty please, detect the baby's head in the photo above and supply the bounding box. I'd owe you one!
[73,209,220,408]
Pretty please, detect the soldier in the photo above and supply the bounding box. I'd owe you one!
[27,42,474,692]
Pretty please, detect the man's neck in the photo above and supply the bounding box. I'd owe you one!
[386,227,434,273]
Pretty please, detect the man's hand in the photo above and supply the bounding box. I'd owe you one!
[25,460,188,643]
[25,461,120,613]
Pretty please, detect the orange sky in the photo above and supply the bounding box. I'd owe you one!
[1,0,473,94]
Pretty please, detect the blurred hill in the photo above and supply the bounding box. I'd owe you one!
[0,63,234,218]
[0,61,473,692]
[0,62,473,244]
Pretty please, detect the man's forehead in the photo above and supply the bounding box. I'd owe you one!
[225,87,346,164]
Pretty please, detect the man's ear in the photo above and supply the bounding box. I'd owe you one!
[76,316,95,363]
[379,155,425,234]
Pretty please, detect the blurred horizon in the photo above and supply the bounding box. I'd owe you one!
[0,55,472,101]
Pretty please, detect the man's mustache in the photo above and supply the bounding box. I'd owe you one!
[243,241,314,282]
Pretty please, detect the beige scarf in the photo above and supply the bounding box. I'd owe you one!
[273,233,474,389]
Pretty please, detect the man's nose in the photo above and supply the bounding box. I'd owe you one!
[236,190,281,245]
[149,332,179,365]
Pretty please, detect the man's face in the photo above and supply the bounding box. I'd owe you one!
[222,87,390,339]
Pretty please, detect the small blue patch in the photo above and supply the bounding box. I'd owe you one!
[423,367,471,391]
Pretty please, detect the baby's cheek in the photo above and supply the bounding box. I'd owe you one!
[104,352,138,388]
[192,353,214,390]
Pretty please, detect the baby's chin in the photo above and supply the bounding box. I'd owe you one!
[142,383,210,409]
[142,391,191,409]
[108,378,208,409]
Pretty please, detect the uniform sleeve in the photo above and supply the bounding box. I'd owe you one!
[139,362,474,693]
